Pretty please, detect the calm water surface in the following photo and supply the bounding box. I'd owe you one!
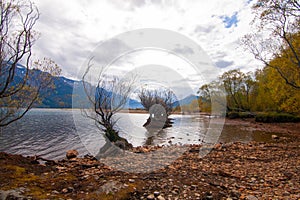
[0,109,279,160]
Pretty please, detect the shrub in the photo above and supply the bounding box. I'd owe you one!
[255,112,300,123]
[227,112,255,119]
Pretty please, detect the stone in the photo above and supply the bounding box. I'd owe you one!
[172,190,178,195]
[147,194,155,200]
[157,195,165,200]
[67,187,75,192]
[250,177,257,182]
[61,188,68,193]
[66,150,79,159]
[246,195,258,200]
[191,184,197,189]
[230,190,241,198]
[214,143,222,150]
[129,179,135,183]
[272,135,279,140]
[154,191,160,196]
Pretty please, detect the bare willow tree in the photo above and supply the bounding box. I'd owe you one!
[0,0,61,127]
[82,59,136,150]
[243,0,300,89]
[139,88,175,129]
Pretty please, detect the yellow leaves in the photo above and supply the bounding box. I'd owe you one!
[255,60,300,114]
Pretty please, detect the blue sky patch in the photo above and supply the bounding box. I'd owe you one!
[246,0,254,4]
[220,12,239,28]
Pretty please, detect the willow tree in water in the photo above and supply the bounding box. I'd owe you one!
[82,59,136,150]
[139,88,176,130]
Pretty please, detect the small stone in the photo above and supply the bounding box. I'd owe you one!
[147,194,155,200]
[129,179,135,183]
[66,150,79,159]
[61,188,68,193]
[67,187,74,192]
[246,195,258,200]
[172,190,178,195]
[157,195,165,200]
[52,190,59,194]
[154,191,160,196]
[230,190,241,198]
[250,177,256,182]
[191,185,197,189]
[272,135,279,140]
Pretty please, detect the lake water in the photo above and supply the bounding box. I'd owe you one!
[0,109,279,160]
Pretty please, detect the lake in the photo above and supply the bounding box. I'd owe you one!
[0,109,279,160]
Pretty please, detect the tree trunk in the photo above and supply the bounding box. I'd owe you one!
[143,116,173,130]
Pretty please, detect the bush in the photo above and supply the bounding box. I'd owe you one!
[227,111,255,119]
[255,112,300,123]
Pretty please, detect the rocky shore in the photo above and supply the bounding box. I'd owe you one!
[1,119,300,200]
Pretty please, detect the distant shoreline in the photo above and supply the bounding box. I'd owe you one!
[28,108,211,115]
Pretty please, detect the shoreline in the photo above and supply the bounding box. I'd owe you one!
[1,120,299,199]
[1,140,300,199]
[224,118,300,136]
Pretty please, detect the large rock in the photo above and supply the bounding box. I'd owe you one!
[66,150,79,159]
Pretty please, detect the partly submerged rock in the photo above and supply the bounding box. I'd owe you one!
[66,149,79,159]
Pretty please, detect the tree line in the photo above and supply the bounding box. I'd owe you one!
[198,0,300,116]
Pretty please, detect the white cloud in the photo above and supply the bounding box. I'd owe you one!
[31,0,262,96]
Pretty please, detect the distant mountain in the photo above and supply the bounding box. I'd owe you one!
[126,99,143,109]
[39,76,75,108]
[10,66,141,109]
[172,94,199,108]
[93,87,143,109]
[9,66,195,109]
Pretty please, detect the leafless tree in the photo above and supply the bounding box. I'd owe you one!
[82,59,136,150]
[0,0,61,127]
[243,0,300,89]
[139,88,176,129]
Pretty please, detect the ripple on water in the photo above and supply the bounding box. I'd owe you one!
[0,109,282,160]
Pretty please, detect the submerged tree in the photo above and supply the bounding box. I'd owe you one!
[138,88,175,130]
[0,0,61,127]
[82,59,136,150]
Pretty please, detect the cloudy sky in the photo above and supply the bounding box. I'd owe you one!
[31,0,262,98]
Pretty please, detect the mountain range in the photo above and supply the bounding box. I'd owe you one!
[9,66,199,109]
